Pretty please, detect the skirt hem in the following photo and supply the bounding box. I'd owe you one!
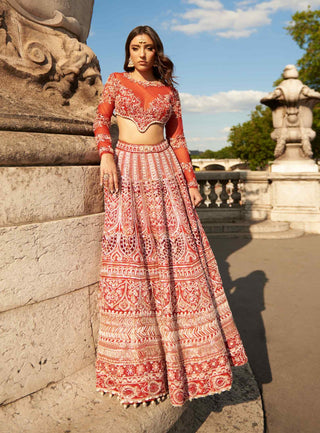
[96,381,234,407]
[95,361,248,407]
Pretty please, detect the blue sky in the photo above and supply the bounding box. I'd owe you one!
[88,0,320,152]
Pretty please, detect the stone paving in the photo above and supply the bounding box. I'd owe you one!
[208,234,320,433]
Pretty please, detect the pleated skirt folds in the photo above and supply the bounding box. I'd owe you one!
[95,139,247,406]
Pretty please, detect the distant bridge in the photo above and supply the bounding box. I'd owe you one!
[192,158,245,171]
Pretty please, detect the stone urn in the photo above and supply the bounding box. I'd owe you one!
[261,64,320,173]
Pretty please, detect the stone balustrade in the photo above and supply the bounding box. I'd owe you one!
[196,171,244,209]
[195,170,320,233]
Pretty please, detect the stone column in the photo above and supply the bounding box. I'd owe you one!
[0,0,104,408]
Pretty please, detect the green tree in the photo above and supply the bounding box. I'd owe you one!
[211,146,237,159]
[286,8,320,160]
[194,149,216,159]
[286,8,320,90]
[191,146,237,159]
[228,105,275,170]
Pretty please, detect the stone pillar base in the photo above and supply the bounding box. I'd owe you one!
[270,173,320,233]
[0,130,104,406]
[270,142,319,173]
[271,159,319,173]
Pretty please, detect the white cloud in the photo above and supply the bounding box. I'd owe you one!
[186,0,222,9]
[168,0,320,38]
[180,89,266,113]
[235,0,258,7]
[216,29,257,38]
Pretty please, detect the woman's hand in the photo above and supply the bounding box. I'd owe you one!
[100,153,119,193]
[189,187,203,208]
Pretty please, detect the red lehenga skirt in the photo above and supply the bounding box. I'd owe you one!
[95,139,247,407]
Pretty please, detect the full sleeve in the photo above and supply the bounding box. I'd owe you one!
[93,73,116,158]
[165,88,198,189]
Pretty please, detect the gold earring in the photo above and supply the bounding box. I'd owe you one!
[128,57,134,67]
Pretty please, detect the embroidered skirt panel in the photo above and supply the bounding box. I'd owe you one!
[95,140,247,406]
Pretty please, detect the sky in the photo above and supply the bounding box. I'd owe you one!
[88,0,320,152]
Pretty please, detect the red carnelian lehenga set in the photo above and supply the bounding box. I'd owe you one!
[93,72,247,407]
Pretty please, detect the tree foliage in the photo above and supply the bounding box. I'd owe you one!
[192,146,237,159]
[227,105,275,170]
[286,8,320,90]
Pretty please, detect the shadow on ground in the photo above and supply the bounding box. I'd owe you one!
[214,237,272,389]
[168,236,271,433]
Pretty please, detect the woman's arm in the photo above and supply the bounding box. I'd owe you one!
[93,73,119,192]
[166,88,202,207]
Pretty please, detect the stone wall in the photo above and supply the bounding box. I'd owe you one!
[0,131,103,406]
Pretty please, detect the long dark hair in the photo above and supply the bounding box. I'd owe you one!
[124,25,177,87]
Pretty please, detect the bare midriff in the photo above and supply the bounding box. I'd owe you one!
[117,116,165,145]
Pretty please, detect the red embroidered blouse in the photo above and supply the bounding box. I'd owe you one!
[93,72,198,188]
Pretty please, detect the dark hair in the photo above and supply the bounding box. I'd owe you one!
[124,25,177,87]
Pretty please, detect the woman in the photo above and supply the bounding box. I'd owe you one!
[93,25,247,408]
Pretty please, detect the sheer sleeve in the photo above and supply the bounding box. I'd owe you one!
[165,88,198,189]
[93,73,117,158]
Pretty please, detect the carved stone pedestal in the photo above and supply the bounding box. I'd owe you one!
[270,172,320,233]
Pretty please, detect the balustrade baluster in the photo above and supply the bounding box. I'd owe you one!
[219,179,229,208]
[203,180,212,207]
[208,180,218,208]
[231,179,241,207]
[226,179,234,206]
[215,181,222,207]
[195,172,244,210]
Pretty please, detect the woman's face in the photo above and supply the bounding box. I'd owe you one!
[129,33,156,72]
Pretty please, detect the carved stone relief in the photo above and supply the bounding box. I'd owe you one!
[0,0,102,131]
[6,0,94,42]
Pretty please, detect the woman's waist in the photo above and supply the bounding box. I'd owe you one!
[116,139,169,153]
[118,133,165,145]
